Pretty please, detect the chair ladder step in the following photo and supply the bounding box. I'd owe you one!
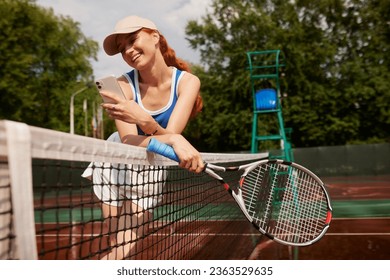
[255,135,284,141]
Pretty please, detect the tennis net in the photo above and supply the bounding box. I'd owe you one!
[0,120,267,260]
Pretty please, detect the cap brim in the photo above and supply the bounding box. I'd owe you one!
[103,26,143,56]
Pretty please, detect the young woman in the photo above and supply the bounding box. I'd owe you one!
[82,15,204,260]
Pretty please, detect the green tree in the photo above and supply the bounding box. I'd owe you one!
[185,0,390,151]
[0,0,99,133]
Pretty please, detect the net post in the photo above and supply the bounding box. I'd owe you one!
[5,121,37,259]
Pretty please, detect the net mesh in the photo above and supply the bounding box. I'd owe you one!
[0,159,15,259]
[33,159,241,260]
[0,121,267,260]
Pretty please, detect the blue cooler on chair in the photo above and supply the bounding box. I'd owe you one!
[255,88,277,110]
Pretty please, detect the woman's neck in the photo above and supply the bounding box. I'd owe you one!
[138,60,172,87]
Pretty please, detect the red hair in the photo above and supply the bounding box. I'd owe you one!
[143,29,203,118]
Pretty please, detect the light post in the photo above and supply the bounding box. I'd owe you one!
[83,99,88,136]
[69,86,88,134]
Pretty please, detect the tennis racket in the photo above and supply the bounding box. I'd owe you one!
[147,138,332,247]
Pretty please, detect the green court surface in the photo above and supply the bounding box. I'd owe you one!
[332,199,390,218]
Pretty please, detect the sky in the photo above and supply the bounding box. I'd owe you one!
[35,0,213,79]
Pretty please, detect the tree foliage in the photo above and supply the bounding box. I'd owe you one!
[0,0,98,132]
[184,0,390,151]
[1,0,389,149]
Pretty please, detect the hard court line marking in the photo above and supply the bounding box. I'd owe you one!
[36,232,390,237]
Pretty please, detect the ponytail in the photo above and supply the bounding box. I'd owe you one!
[158,34,191,72]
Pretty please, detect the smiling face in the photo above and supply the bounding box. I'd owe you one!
[116,29,160,70]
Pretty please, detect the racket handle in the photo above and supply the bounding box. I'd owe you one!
[147,138,180,162]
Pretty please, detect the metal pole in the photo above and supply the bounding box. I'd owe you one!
[69,86,88,134]
[83,99,88,136]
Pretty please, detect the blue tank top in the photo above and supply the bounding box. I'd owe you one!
[124,67,184,135]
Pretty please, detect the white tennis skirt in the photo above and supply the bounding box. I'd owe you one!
[81,132,167,211]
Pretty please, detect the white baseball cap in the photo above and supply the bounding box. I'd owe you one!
[103,15,158,56]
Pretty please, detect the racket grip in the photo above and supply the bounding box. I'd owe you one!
[147,138,180,162]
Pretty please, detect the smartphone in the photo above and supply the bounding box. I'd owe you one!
[95,75,126,103]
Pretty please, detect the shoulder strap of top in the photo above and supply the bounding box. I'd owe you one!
[126,69,136,85]
[124,69,137,101]
[173,68,184,97]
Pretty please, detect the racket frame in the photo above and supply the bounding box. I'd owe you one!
[147,138,332,247]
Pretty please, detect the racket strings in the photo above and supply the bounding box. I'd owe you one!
[242,164,278,229]
[241,163,330,245]
[275,170,328,243]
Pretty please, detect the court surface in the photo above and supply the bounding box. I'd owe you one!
[35,175,390,260]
